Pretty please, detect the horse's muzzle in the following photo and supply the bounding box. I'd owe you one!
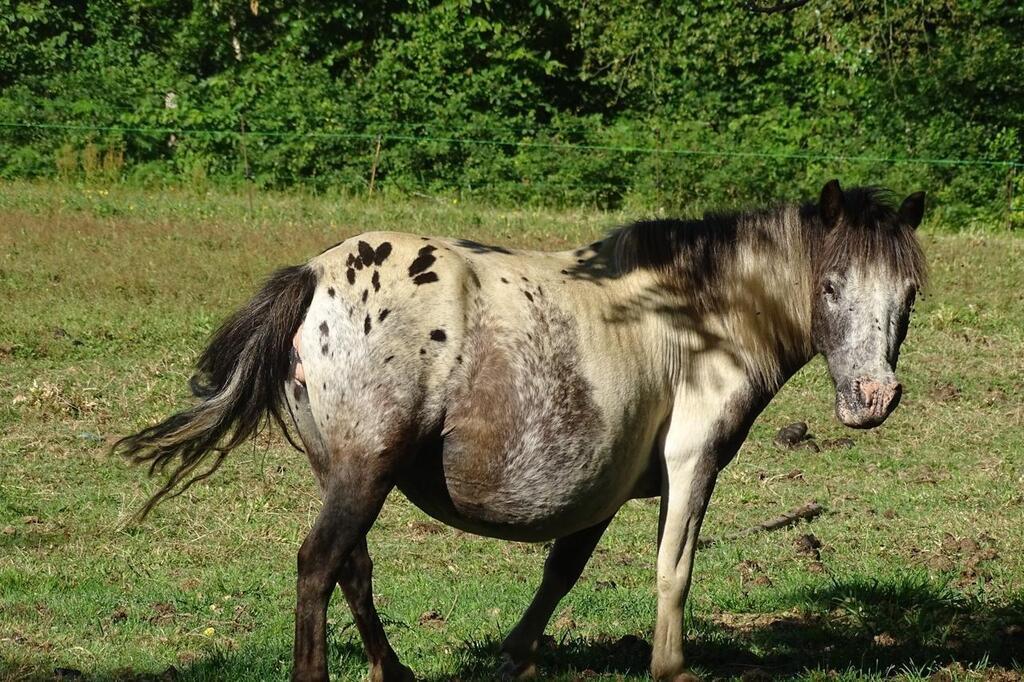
[835,378,903,428]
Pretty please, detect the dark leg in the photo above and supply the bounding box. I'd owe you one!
[292,468,395,682]
[499,517,614,679]
[337,538,415,682]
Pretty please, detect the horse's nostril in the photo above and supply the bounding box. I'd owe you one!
[859,380,881,405]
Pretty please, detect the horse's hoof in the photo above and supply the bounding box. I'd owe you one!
[369,660,416,682]
[671,673,700,682]
[498,653,537,680]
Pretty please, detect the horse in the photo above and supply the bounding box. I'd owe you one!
[116,179,927,681]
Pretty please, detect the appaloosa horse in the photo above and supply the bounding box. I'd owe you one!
[117,180,926,681]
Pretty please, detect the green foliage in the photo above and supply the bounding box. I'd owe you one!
[0,0,1021,223]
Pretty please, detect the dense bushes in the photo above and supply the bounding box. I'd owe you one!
[0,0,1021,224]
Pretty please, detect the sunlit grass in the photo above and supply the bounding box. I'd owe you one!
[1,180,1022,681]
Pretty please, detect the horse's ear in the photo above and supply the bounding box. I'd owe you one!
[898,191,926,229]
[819,179,844,228]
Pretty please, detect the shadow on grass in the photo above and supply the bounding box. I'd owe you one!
[436,574,1024,680]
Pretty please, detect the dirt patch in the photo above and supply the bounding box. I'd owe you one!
[929,382,961,402]
[712,609,818,633]
[407,520,446,537]
[418,609,446,628]
[148,601,177,625]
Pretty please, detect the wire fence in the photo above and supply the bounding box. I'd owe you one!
[2,120,1021,168]
[1,117,1021,222]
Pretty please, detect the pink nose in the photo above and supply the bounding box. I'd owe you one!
[859,380,902,415]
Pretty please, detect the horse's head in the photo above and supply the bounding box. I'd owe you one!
[810,180,926,429]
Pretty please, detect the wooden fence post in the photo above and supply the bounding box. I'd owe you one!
[368,135,383,198]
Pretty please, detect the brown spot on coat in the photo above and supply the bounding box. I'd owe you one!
[430,329,447,342]
[413,272,439,285]
[374,242,392,265]
[364,315,372,335]
[378,308,390,322]
[371,271,381,292]
[361,289,368,303]
[408,252,437,277]
[319,321,329,335]
[346,268,356,284]
[357,241,375,265]
[327,287,335,297]
[524,291,534,302]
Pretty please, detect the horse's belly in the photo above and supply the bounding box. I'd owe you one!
[397,439,635,542]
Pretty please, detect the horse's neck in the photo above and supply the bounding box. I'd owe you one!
[654,207,817,392]
[725,208,816,389]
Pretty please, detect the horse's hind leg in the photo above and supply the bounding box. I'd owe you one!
[292,460,398,682]
[498,517,613,680]
[337,538,415,682]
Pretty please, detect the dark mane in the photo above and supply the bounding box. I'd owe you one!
[806,186,927,287]
[610,202,793,311]
[610,186,926,301]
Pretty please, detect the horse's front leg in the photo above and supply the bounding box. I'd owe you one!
[650,453,716,682]
[650,390,750,681]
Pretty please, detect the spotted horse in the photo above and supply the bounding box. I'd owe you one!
[117,180,927,681]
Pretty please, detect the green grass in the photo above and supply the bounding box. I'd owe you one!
[1,181,1022,681]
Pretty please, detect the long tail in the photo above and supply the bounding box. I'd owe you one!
[114,264,318,519]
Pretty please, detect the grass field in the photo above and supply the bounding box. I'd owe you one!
[1,181,1022,682]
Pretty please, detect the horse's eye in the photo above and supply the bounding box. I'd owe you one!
[823,281,837,298]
